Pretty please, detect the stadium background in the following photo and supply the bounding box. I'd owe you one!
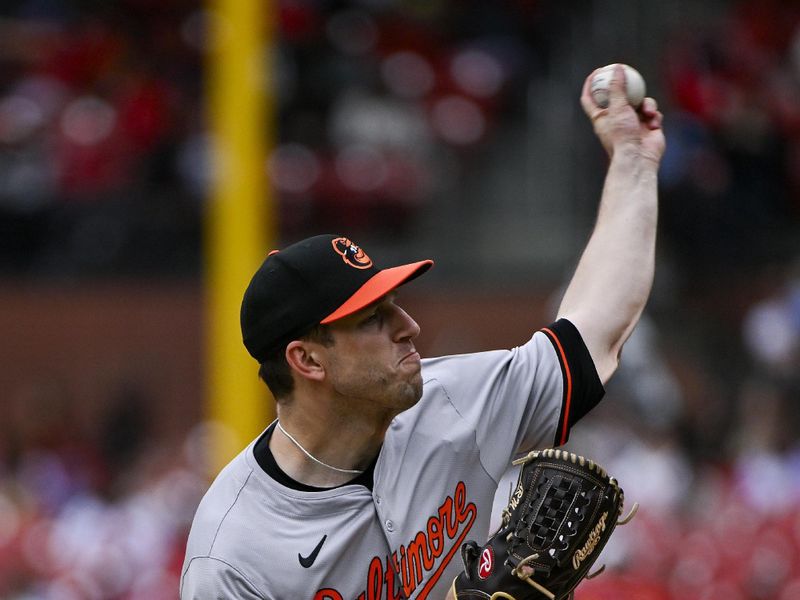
[1,0,800,598]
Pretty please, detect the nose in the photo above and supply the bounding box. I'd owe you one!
[391,304,421,341]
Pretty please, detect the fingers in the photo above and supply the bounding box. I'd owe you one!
[580,64,629,118]
[639,97,663,130]
[606,64,628,108]
[580,68,602,117]
[640,97,657,114]
[580,65,664,154]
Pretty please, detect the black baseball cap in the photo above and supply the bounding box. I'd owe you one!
[240,234,433,362]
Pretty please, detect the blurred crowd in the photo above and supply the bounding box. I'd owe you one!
[1,0,800,598]
[0,380,210,598]
[0,0,205,277]
[659,0,800,281]
[0,0,561,276]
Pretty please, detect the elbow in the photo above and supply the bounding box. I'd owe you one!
[562,314,626,385]
[598,317,640,384]
[595,350,621,386]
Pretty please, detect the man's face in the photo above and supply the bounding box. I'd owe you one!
[319,294,423,418]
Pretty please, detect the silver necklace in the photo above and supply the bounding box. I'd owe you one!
[276,421,364,475]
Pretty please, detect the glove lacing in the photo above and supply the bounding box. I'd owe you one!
[497,450,641,600]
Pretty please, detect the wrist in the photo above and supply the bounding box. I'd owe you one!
[610,144,661,170]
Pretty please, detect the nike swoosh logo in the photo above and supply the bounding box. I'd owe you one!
[298,534,327,568]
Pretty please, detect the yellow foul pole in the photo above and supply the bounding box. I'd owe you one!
[206,0,275,473]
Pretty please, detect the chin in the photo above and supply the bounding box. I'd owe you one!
[402,378,424,409]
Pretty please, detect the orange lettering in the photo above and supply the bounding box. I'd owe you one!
[384,551,402,600]
[426,515,443,559]
[416,482,478,600]
[368,556,383,600]
[406,531,434,588]
[323,482,478,600]
[399,545,414,597]
[391,550,401,575]
[439,496,458,539]
[454,481,468,524]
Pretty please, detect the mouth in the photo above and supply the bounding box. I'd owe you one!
[399,351,421,366]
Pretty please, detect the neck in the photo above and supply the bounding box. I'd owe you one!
[270,404,389,488]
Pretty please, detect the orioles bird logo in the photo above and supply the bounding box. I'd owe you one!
[332,237,373,269]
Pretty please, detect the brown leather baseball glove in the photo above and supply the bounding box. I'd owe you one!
[451,449,637,600]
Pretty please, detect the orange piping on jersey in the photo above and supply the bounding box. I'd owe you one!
[541,327,572,446]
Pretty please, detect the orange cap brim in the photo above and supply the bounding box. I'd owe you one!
[320,260,433,324]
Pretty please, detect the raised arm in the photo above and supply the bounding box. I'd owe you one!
[556,65,666,384]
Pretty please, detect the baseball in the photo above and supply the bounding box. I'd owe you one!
[590,64,646,109]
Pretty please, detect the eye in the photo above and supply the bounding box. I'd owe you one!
[361,309,383,327]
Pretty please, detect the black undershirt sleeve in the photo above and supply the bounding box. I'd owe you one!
[539,318,605,446]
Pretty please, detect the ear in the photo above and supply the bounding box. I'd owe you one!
[285,340,326,383]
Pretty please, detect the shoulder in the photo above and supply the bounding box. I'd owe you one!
[182,448,273,597]
[419,330,557,387]
[184,448,262,560]
[181,555,264,599]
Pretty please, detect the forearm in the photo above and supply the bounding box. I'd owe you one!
[557,149,659,383]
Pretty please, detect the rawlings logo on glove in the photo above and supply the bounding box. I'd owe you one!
[572,511,608,570]
[451,449,637,600]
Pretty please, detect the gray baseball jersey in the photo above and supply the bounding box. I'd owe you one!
[181,319,603,599]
